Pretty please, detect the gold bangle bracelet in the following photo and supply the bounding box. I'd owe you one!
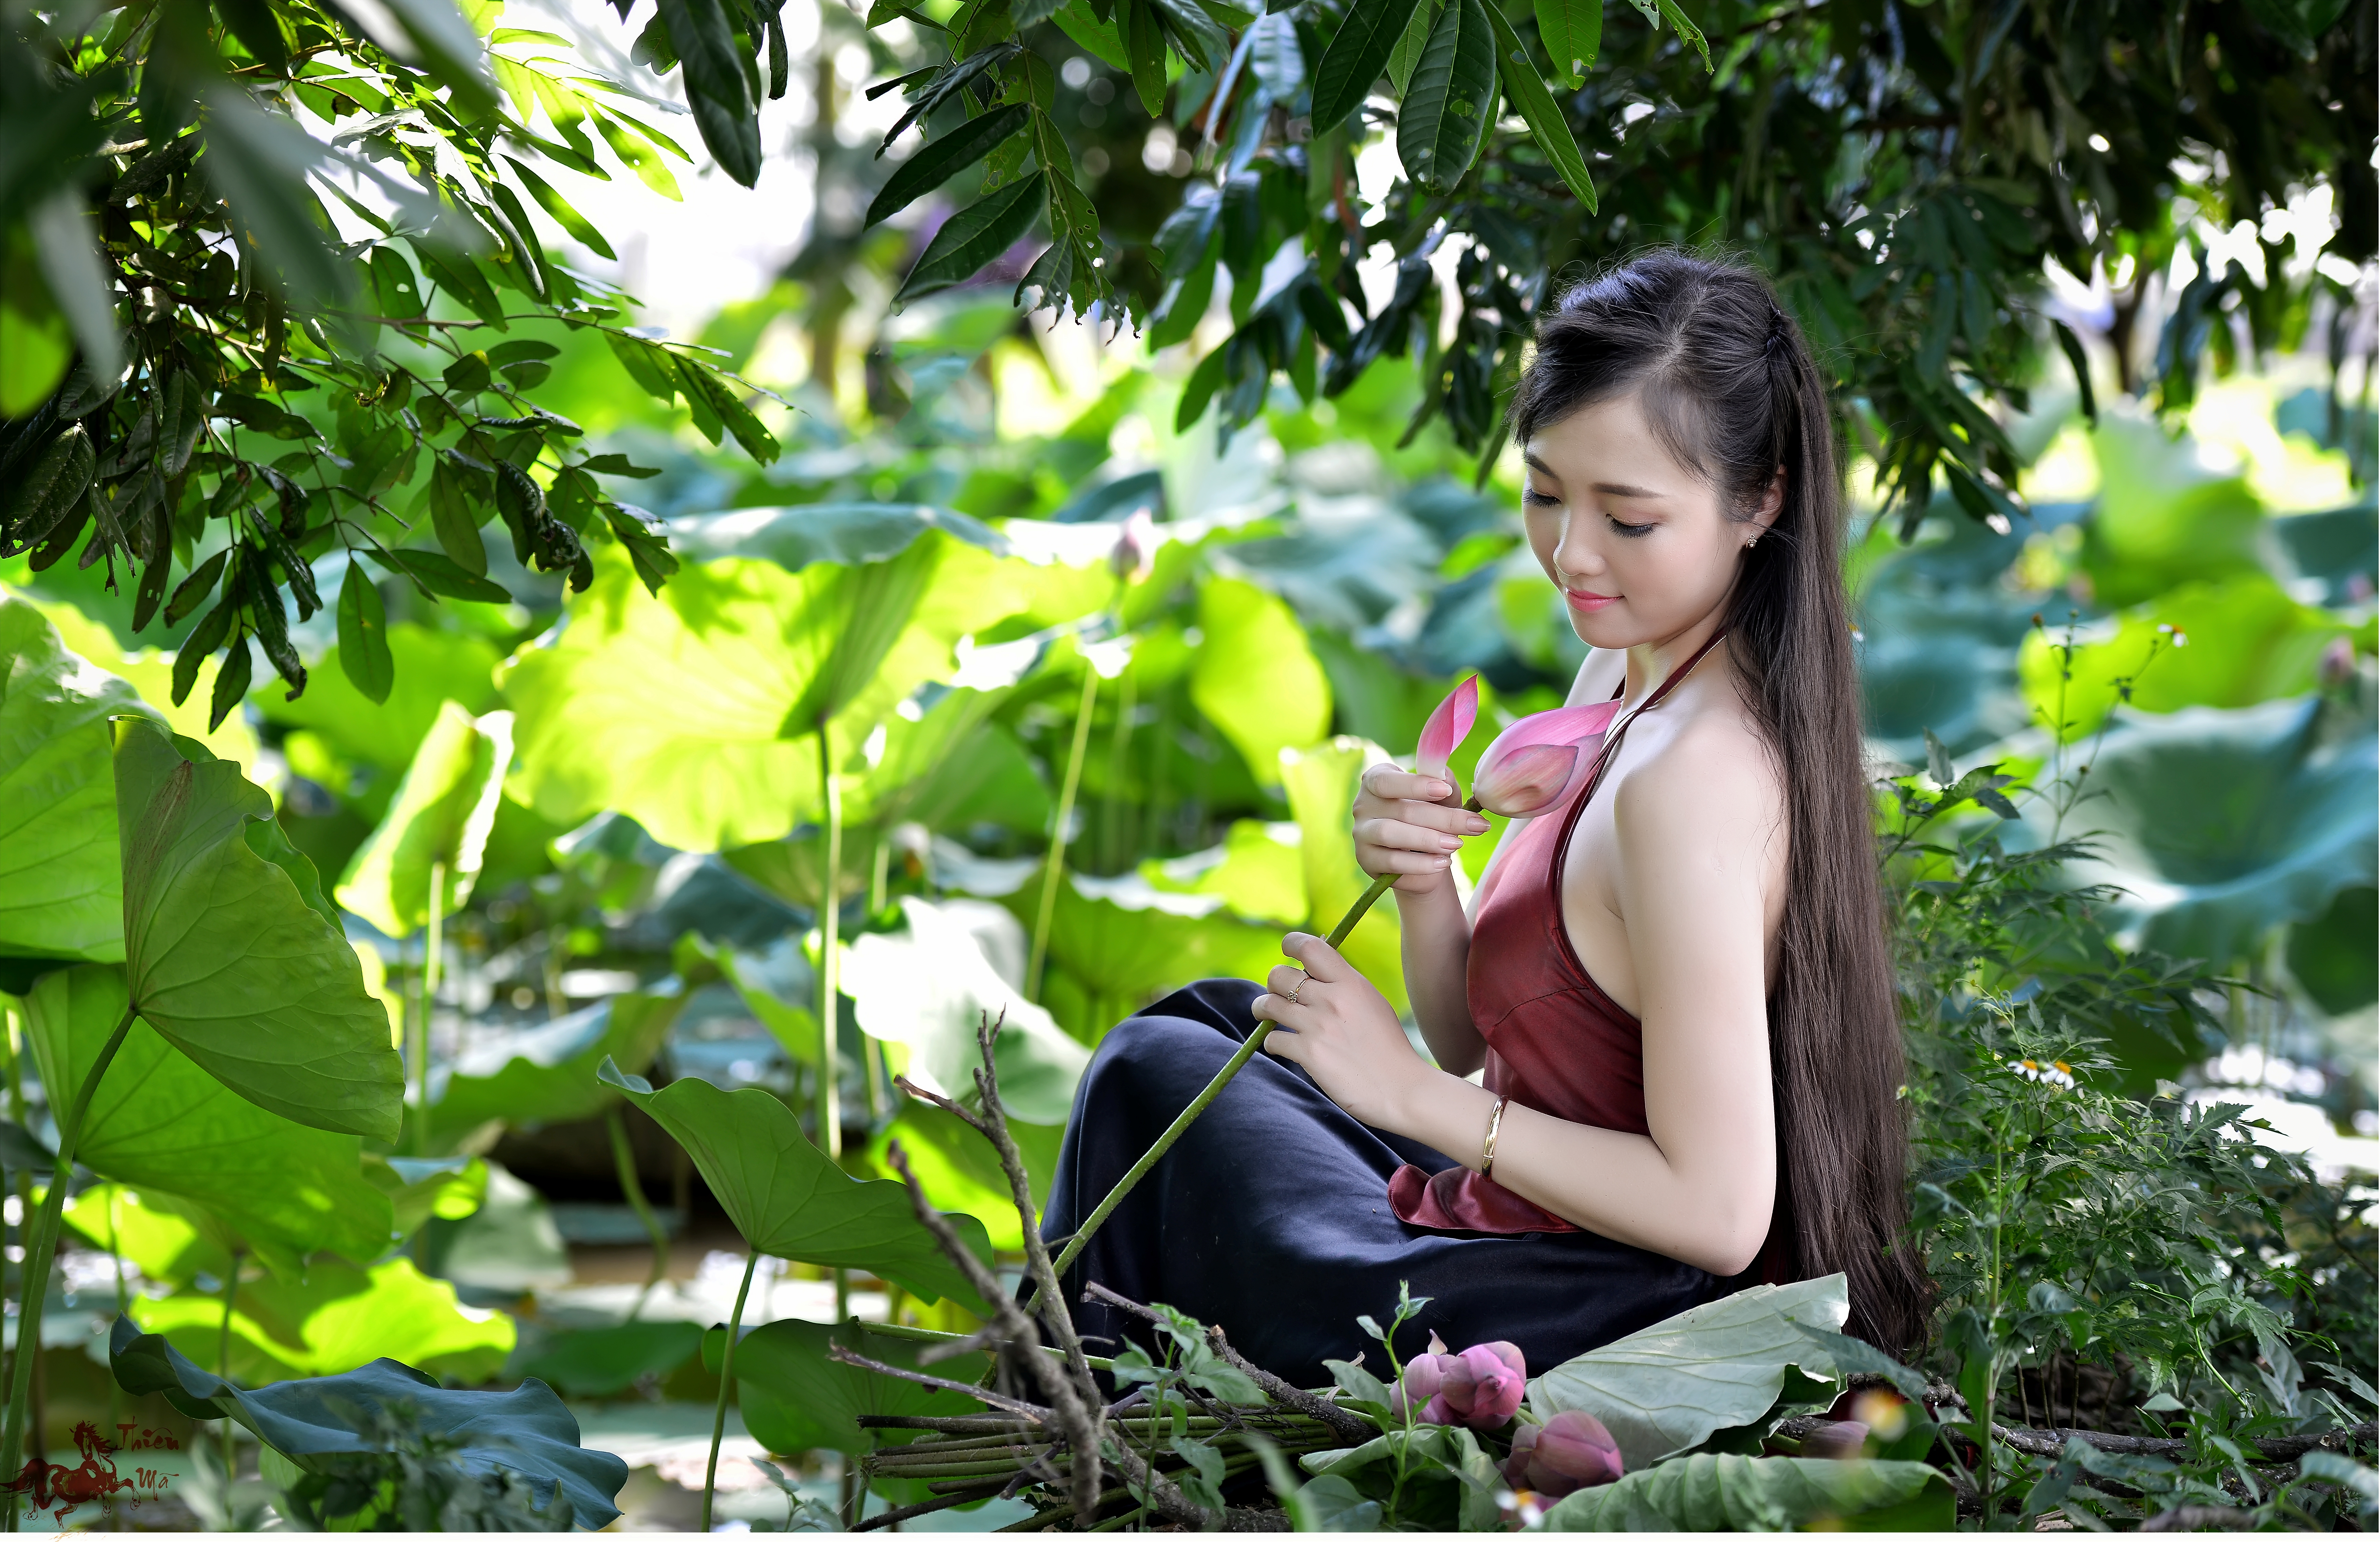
[1481,1096,1510,1179]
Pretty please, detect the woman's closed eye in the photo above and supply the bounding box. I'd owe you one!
[1605,511,1656,537]
[1524,487,1562,508]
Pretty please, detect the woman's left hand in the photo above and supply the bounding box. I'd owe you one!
[1251,933,1428,1130]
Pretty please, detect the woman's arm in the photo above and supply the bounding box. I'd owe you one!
[1351,765,1492,1074]
[1265,721,1783,1277]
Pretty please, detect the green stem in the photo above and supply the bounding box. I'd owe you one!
[816,727,843,1160]
[701,1249,762,1533]
[1100,668,1137,867]
[412,861,444,1156]
[1028,665,1100,1000]
[607,1108,669,1321]
[1033,873,1396,1308]
[0,1002,139,1524]
[216,1251,242,1482]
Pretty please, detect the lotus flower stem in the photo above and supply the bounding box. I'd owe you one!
[0,1002,138,1518]
[816,726,843,1159]
[216,1249,243,1480]
[607,1107,670,1321]
[1035,871,1401,1302]
[1028,666,1100,1000]
[700,1248,762,1533]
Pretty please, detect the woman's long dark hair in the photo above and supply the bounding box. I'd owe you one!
[1508,250,1931,1354]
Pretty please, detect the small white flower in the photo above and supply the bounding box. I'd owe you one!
[2011,1058,2076,1090]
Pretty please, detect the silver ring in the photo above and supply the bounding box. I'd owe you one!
[1285,977,1304,1006]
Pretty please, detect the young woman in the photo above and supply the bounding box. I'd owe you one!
[1038,252,1930,1387]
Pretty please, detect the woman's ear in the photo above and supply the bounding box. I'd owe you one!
[1744,464,1785,545]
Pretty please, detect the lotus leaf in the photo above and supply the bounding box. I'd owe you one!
[843,895,1090,1121]
[1529,1274,1850,1468]
[0,597,152,970]
[511,1321,705,1399]
[109,1315,627,1526]
[257,619,502,774]
[1538,1453,1953,1530]
[427,987,684,1149]
[598,1060,993,1309]
[705,1317,989,1457]
[335,701,514,936]
[2044,696,2378,961]
[22,965,394,1269]
[859,1101,1064,1252]
[1189,577,1332,789]
[62,1183,234,1289]
[113,719,404,1139]
[131,1254,515,1385]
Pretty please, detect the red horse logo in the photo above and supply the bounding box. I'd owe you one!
[4,1421,136,1523]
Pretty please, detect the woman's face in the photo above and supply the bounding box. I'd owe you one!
[1522,392,1775,651]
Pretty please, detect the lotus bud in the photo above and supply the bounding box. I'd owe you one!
[1454,1343,1525,1428]
[1523,1410,1625,1496]
[1436,1349,1480,1414]
[1501,1421,1541,1489]
[1801,1420,1869,1460]
[1110,509,1158,584]
[1415,676,1480,797]
[1417,1393,1457,1426]
[1389,1353,1447,1418]
[2320,635,2357,688]
[1426,1331,1450,1355]
[1468,701,1622,816]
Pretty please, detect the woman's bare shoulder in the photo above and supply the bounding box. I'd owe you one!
[1611,700,1785,848]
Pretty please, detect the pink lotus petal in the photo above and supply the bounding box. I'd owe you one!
[1457,1344,1524,1428]
[1502,1423,1540,1489]
[1417,1393,1457,1426]
[1470,700,1623,816]
[1389,1353,1446,1418]
[1416,676,1480,781]
[1437,1352,1480,1415]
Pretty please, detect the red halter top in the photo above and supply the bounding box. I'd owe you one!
[1386,634,1789,1284]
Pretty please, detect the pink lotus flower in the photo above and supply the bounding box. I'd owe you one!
[1469,700,1624,817]
[1110,509,1158,584]
[1388,1353,1444,1420]
[1505,1411,1625,1496]
[1801,1419,1869,1460]
[1443,1343,1526,1429]
[1416,676,1479,789]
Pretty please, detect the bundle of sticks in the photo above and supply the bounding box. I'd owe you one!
[836,1013,1373,1532]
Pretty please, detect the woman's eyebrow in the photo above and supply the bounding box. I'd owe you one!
[1522,453,1559,479]
[1591,481,1667,498]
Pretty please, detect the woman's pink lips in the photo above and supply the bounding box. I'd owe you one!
[1565,589,1620,612]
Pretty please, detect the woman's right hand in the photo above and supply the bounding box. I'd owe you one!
[1352,765,1493,895]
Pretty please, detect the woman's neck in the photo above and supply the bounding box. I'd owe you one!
[1621,606,1731,706]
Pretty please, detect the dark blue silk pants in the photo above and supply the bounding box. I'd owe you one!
[1038,978,1732,1391]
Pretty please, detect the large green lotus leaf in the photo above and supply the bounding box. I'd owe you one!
[2079,409,2266,608]
[131,1254,515,1385]
[419,1161,572,1292]
[2286,883,2377,1014]
[0,596,154,970]
[598,1060,993,1310]
[109,1315,627,1526]
[23,965,394,1269]
[852,683,1051,833]
[1529,1275,1850,1469]
[365,1153,488,1239]
[113,718,404,1140]
[2019,574,2351,739]
[843,896,1090,1123]
[2043,696,2377,962]
[1280,737,1408,1014]
[706,1316,989,1458]
[1142,818,1309,928]
[426,988,683,1150]
[1189,577,1332,789]
[258,620,502,774]
[1539,1454,1953,1531]
[501,539,1033,852]
[28,596,258,771]
[858,1102,1063,1252]
[709,945,823,1067]
[512,1321,704,1399]
[668,502,1006,570]
[334,702,513,936]
[1018,871,1286,1011]
[1296,1425,1499,1531]
[63,1183,235,1289]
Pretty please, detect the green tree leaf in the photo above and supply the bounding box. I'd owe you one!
[1486,2,1598,211]
[334,562,394,706]
[865,104,1031,228]
[503,158,618,259]
[113,718,405,1141]
[1533,0,1597,85]
[23,965,396,1272]
[597,1059,995,1309]
[893,171,1047,305]
[656,0,763,186]
[334,702,514,937]
[1398,0,1497,196]
[1385,0,1442,94]
[1311,0,1413,135]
